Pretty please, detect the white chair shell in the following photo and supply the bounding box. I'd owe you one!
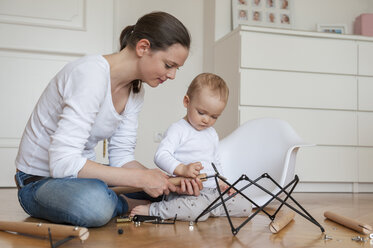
[218,118,310,207]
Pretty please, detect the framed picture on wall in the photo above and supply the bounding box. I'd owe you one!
[317,24,347,34]
[232,0,292,29]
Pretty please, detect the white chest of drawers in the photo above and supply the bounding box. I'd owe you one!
[214,26,373,192]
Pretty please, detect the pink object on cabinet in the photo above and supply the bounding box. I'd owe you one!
[354,13,373,36]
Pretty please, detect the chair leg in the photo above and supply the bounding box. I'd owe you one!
[194,173,325,235]
[247,174,325,232]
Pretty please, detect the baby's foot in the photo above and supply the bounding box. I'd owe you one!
[130,204,150,216]
[120,194,150,211]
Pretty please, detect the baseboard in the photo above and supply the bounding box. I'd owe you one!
[295,182,373,193]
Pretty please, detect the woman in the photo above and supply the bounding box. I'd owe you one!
[15,11,202,227]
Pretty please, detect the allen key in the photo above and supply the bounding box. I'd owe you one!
[147,215,177,225]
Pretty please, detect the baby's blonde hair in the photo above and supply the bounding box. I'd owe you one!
[186,73,229,102]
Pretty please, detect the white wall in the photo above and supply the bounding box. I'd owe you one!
[292,0,371,34]
[203,0,216,73]
[116,0,372,169]
[115,0,204,169]
[2,0,371,177]
[214,0,373,40]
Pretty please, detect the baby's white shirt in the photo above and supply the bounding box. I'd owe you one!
[154,119,222,188]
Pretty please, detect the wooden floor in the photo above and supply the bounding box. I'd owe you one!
[0,188,372,248]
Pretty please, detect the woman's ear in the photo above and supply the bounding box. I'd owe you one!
[183,95,190,108]
[135,39,151,57]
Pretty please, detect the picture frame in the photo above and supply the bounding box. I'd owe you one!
[317,24,347,34]
[232,0,292,29]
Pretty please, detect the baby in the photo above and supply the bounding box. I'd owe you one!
[131,73,251,221]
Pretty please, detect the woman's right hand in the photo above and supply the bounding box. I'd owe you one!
[141,169,176,197]
[175,178,203,196]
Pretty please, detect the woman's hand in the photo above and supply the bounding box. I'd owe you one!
[141,169,176,197]
[175,178,203,196]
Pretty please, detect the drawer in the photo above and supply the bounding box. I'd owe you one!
[358,112,373,146]
[240,31,357,75]
[239,106,357,146]
[358,76,373,111]
[240,69,357,110]
[358,147,373,182]
[358,42,373,76]
[295,146,357,182]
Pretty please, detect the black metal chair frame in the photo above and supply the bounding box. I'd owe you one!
[195,164,325,235]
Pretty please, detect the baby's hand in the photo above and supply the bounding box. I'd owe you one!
[218,180,235,196]
[185,162,203,178]
[174,162,203,178]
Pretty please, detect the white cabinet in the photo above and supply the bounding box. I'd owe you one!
[214,26,373,192]
[0,0,113,187]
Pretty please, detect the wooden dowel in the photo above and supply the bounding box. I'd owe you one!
[269,211,295,234]
[324,211,372,234]
[111,173,207,195]
[0,221,89,241]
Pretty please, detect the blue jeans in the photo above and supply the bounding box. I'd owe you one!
[15,171,128,227]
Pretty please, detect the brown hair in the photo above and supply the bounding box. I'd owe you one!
[186,73,229,103]
[119,11,191,93]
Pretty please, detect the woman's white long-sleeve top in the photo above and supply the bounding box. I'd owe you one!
[15,55,144,178]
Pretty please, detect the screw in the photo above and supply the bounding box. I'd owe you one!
[351,236,366,242]
[323,234,333,240]
[117,228,124,235]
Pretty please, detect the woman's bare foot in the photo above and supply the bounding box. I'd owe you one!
[120,194,150,211]
[130,204,150,217]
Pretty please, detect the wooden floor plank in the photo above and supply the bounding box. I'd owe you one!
[0,188,372,248]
